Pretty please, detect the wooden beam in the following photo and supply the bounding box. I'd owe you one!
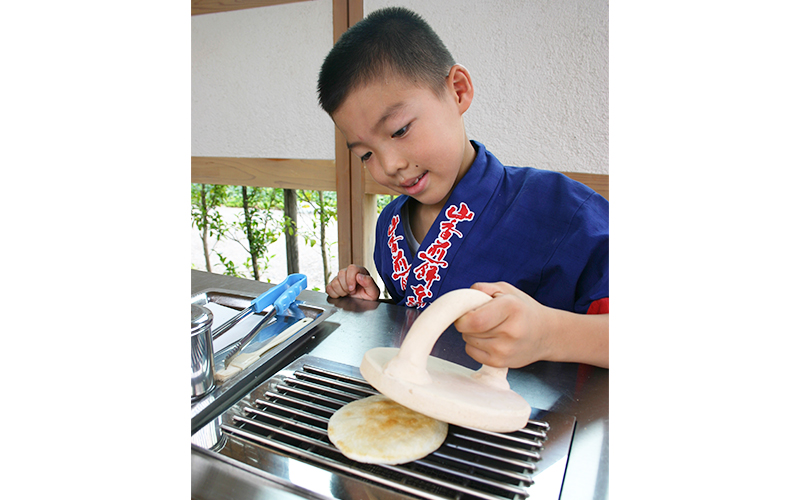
[344,0,364,267]
[191,0,311,16]
[563,172,609,200]
[346,0,363,29]
[332,0,347,38]
[330,0,364,269]
[364,168,609,200]
[191,157,336,191]
[350,150,375,269]
[333,129,353,270]
[363,165,396,195]
[332,0,352,268]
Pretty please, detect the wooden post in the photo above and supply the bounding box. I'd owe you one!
[332,0,364,269]
[284,188,300,274]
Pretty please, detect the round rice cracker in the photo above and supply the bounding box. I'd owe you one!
[328,394,448,464]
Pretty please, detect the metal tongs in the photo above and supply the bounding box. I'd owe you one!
[213,274,307,369]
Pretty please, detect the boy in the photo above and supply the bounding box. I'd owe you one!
[317,7,609,368]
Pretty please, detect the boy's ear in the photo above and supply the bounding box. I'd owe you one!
[447,64,473,115]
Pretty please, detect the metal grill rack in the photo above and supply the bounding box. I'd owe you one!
[213,356,576,500]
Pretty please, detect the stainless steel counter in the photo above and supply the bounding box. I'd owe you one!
[191,270,608,500]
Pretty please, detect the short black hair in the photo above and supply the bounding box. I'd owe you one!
[317,7,456,115]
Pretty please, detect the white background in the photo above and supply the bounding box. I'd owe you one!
[4,1,799,499]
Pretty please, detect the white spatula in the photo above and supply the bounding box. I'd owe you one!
[360,288,531,432]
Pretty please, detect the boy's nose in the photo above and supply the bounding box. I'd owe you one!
[380,150,408,177]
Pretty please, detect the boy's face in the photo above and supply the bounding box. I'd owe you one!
[332,69,474,208]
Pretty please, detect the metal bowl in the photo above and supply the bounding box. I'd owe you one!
[191,304,215,400]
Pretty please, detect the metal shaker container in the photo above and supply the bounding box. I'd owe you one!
[191,304,215,400]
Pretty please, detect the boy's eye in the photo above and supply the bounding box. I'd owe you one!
[360,152,372,162]
[392,125,409,138]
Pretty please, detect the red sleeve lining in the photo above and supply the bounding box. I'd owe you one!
[586,297,608,315]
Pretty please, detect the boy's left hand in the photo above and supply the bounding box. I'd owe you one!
[454,282,609,369]
[454,282,554,369]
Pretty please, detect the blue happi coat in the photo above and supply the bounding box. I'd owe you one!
[373,141,609,314]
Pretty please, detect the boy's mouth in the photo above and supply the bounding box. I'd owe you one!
[400,171,428,193]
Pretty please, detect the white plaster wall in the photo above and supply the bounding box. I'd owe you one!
[191,0,608,174]
[365,0,608,173]
[192,0,334,159]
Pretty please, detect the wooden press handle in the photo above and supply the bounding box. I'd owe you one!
[384,288,511,390]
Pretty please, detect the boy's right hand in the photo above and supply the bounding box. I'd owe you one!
[325,264,380,300]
